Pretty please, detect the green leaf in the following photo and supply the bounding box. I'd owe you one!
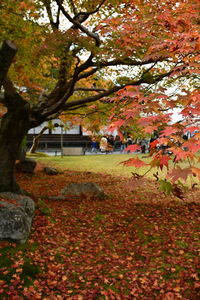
[158,179,173,195]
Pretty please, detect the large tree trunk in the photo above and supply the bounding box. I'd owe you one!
[0,110,30,193]
[0,40,17,88]
[0,41,35,194]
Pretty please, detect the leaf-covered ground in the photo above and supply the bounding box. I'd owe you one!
[0,168,200,299]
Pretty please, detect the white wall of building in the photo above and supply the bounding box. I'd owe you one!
[28,119,81,135]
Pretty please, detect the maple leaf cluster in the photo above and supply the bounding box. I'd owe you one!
[109,87,200,184]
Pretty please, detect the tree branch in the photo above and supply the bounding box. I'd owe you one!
[41,52,95,115]
[55,0,101,46]
[43,0,58,31]
[77,67,98,81]
[40,65,174,119]
[64,82,141,109]
[74,87,106,93]
[2,77,30,112]
[63,70,174,109]
[68,0,77,15]
[97,57,167,68]
[0,40,17,89]
[2,77,17,96]
[76,0,106,17]
[76,57,166,83]
[55,5,61,28]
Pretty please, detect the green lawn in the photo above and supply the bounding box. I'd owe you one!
[28,152,200,186]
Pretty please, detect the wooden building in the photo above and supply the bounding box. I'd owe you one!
[27,120,91,152]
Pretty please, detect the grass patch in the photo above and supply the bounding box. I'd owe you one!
[37,199,52,216]
[27,152,50,158]
[30,153,200,186]
[175,240,189,249]
[20,258,41,287]
[0,242,39,284]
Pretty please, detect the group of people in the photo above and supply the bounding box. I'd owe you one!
[91,135,114,153]
[90,134,135,153]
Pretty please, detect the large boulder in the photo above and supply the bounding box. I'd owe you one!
[61,182,106,200]
[0,192,35,244]
[15,158,36,174]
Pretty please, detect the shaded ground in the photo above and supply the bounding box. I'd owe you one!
[0,168,199,299]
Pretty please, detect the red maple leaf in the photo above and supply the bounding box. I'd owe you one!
[182,140,200,154]
[183,126,200,133]
[149,154,171,170]
[150,139,159,149]
[108,119,124,132]
[160,127,179,136]
[171,148,194,161]
[120,157,147,168]
[124,144,141,153]
[167,167,193,182]
[159,155,171,170]
[144,125,158,134]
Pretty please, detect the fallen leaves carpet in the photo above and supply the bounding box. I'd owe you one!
[0,169,199,299]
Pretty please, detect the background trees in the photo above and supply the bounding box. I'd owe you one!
[0,0,199,192]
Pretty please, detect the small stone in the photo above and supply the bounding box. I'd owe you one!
[44,167,59,175]
[61,182,106,200]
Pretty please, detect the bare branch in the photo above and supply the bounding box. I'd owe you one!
[55,0,101,46]
[76,57,166,83]
[43,0,58,31]
[74,87,106,93]
[77,67,98,81]
[64,83,141,109]
[74,53,94,77]
[55,5,61,28]
[76,0,106,17]
[46,112,61,121]
[97,57,167,68]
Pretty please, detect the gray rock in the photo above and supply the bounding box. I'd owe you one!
[0,193,35,244]
[15,158,36,174]
[44,167,59,175]
[61,182,105,200]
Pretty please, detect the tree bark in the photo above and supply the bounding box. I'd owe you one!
[0,40,17,88]
[0,110,30,193]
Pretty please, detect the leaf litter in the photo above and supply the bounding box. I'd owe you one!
[0,168,199,299]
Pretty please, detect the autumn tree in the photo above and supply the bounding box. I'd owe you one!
[0,0,199,193]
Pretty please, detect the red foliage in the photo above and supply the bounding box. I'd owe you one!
[124,144,141,153]
[120,157,147,168]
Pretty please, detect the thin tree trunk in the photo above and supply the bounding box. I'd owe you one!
[29,126,48,153]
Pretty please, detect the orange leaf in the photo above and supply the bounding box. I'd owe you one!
[120,158,146,168]
[167,167,193,182]
[192,167,200,178]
